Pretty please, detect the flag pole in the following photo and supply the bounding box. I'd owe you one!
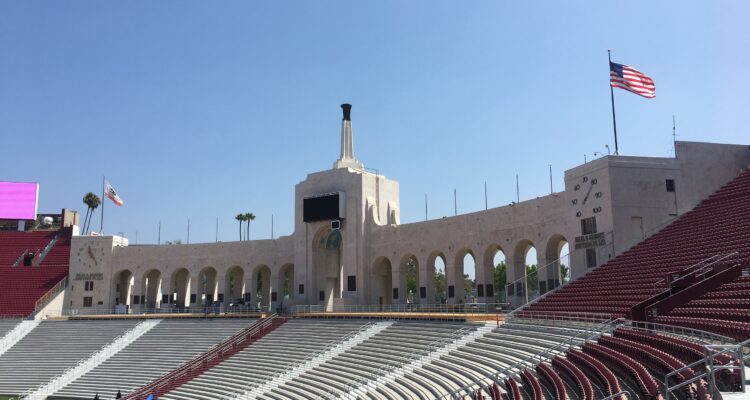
[100,176,105,233]
[608,50,619,155]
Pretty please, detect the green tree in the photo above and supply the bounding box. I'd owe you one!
[434,268,446,302]
[560,263,569,283]
[463,273,473,301]
[244,212,256,240]
[81,192,101,234]
[405,258,417,299]
[526,264,538,293]
[494,262,506,300]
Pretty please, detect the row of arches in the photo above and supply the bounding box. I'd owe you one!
[371,235,569,306]
[111,263,295,310]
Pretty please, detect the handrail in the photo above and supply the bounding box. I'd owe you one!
[60,304,272,318]
[438,317,618,399]
[292,303,505,315]
[668,251,739,288]
[33,231,60,266]
[600,390,631,400]
[622,320,735,345]
[33,275,68,316]
[663,357,708,398]
[504,250,574,306]
[124,314,278,400]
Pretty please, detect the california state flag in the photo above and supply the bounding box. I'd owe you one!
[104,179,124,206]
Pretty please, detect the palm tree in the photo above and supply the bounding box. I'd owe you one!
[82,192,101,234]
[235,214,245,241]
[244,212,255,240]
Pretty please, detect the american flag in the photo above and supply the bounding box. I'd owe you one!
[610,62,655,98]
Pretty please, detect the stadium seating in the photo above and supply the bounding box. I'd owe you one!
[0,319,139,395]
[522,169,750,340]
[0,319,21,339]
[53,318,256,399]
[0,230,56,266]
[0,228,72,317]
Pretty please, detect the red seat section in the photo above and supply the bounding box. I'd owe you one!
[521,169,750,340]
[0,228,72,317]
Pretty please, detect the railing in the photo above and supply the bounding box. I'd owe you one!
[438,317,617,399]
[19,319,159,400]
[667,251,740,289]
[123,314,279,400]
[292,303,505,315]
[33,231,60,266]
[60,304,272,318]
[503,251,573,307]
[317,325,479,400]
[622,320,735,345]
[507,310,615,326]
[663,357,709,399]
[227,321,380,400]
[33,275,68,317]
[600,390,631,400]
[704,338,749,395]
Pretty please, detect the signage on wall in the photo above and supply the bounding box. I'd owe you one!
[574,232,606,249]
[75,273,104,281]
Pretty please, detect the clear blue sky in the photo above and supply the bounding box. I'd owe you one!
[2,1,748,245]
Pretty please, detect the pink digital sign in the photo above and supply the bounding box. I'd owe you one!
[0,182,39,220]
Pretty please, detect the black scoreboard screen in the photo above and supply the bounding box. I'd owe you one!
[303,192,345,222]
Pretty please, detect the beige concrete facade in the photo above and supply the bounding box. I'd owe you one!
[63,107,750,312]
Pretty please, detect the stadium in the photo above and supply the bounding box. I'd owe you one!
[0,101,748,400]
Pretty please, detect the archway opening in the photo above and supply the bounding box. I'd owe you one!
[484,244,506,303]
[459,251,476,303]
[400,255,419,305]
[544,235,570,293]
[170,268,190,308]
[142,269,162,309]
[225,266,245,305]
[434,253,448,304]
[198,267,218,306]
[312,227,343,309]
[253,265,272,310]
[510,240,537,306]
[428,252,447,304]
[112,269,134,307]
[278,263,295,303]
[371,257,393,306]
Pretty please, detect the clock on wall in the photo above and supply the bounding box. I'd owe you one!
[76,245,104,269]
[572,176,602,217]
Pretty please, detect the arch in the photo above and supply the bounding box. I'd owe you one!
[142,269,163,309]
[252,264,272,310]
[371,256,393,306]
[398,254,419,304]
[277,263,295,302]
[543,234,569,293]
[112,269,134,307]
[311,226,343,309]
[225,266,245,305]
[510,239,537,306]
[452,248,476,304]
[169,268,191,308]
[483,244,506,302]
[427,251,447,303]
[197,267,218,306]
